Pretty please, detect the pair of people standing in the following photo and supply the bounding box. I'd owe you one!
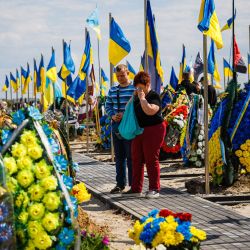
[105,65,166,198]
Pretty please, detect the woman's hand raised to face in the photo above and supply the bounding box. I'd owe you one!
[137,88,146,101]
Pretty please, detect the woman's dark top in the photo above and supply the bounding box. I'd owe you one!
[134,90,164,128]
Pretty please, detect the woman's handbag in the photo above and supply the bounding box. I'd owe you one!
[118,96,144,140]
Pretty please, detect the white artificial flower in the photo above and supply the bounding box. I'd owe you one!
[197,149,202,155]
[173,119,177,123]
[156,245,167,250]
[200,130,204,135]
[198,135,204,141]
[179,114,184,119]
[195,161,202,167]
[179,121,184,128]
[198,142,203,148]
[130,244,146,250]
[201,153,205,159]
[190,157,197,162]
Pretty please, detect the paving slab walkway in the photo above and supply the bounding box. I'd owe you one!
[73,153,250,250]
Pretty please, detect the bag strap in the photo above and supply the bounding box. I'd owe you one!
[116,85,120,112]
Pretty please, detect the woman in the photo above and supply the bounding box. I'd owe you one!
[123,72,166,198]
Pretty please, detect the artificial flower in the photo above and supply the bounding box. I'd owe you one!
[6,176,19,193]
[28,106,43,120]
[24,240,36,250]
[62,175,73,190]
[20,130,38,146]
[17,155,33,170]
[18,211,29,224]
[40,176,58,191]
[42,212,60,232]
[42,124,53,137]
[34,160,51,179]
[72,183,91,203]
[42,192,61,211]
[27,221,45,239]
[11,142,27,158]
[16,227,27,245]
[49,138,60,154]
[58,227,75,245]
[28,203,45,220]
[28,184,45,201]
[15,191,30,208]
[12,109,25,125]
[3,156,18,175]
[32,231,52,249]
[54,155,68,172]
[27,144,43,160]
[16,169,34,188]
[1,129,12,145]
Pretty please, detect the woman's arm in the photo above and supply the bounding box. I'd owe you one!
[140,99,159,116]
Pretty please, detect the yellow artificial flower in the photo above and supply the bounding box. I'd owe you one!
[235,150,243,157]
[240,144,248,151]
[28,203,45,220]
[32,231,52,249]
[128,220,144,245]
[40,176,58,191]
[20,130,38,146]
[17,155,33,170]
[246,139,250,146]
[18,211,29,224]
[6,176,19,193]
[16,228,27,245]
[27,221,45,239]
[11,142,27,158]
[15,191,30,208]
[34,160,51,179]
[72,183,91,203]
[243,150,250,158]
[42,212,60,232]
[42,192,61,211]
[27,143,43,160]
[24,240,36,250]
[17,169,34,188]
[3,156,18,175]
[216,167,223,175]
[28,184,45,201]
[190,226,206,241]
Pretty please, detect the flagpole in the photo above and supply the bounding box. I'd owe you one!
[97,37,101,136]
[232,0,236,82]
[144,0,148,72]
[5,91,7,102]
[85,28,90,155]
[63,39,70,142]
[34,60,37,107]
[27,64,30,103]
[10,76,13,109]
[248,25,250,82]
[223,58,226,90]
[203,34,210,194]
[109,12,115,163]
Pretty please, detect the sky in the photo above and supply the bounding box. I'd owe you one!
[0,0,250,99]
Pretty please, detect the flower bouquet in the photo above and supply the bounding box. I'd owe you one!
[129,209,206,250]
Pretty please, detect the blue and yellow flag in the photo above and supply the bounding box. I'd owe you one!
[37,54,45,93]
[2,75,9,92]
[208,40,222,88]
[101,68,109,97]
[139,56,144,71]
[67,31,91,101]
[10,72,18,93]
[58,41,75,81]
[86,7,101,40]
[178,44,187,83]
[21,63,32,94]
[34,59,38,96]
[221,9,236,32]
[146,0,164,93]
[198,0,223,49]
[127,61,136,80]
[169,66,178,91]
[248,53,250,80]
[46,48,57,83]
[109,17,131,66]
[223,58,233,78]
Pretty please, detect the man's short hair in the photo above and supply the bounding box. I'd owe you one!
[115,64,128,72]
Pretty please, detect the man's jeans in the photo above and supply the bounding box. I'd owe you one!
[112,132,132,187]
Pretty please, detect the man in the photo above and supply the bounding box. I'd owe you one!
[105,64,134,194]
[176,72,196,97]
[196,77,217,108]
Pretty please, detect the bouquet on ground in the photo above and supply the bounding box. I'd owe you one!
[129,209,206,250]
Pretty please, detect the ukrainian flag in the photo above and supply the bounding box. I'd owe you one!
[208,40,222,89]
[178,44,187,83]
[221,10,236,32]
[112,68,118,83]
[67,31,91,101]
[223,58,233,78]
[43,77,54,111]
[169,66,178,91]
[86,7,101,40]
[101,68,109,97]
[21,64,31,94]
[46,48,57,83]
[127,61,136,80]
[58,41,75,80]
[10,72,18,93]
[2,75,9,92]
[109,17,131,66]
[146,0,164,93]
[198,0,223,49]
[34,59,38,96]
[139,56,144,71]
[38,54,46,93]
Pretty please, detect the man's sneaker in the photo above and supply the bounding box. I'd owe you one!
[122,188,142,197]
[145,190,160,199]
[110,186,124,194]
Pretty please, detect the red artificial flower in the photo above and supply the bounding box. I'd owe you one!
[159,209,175,217]
[175,212,192,221]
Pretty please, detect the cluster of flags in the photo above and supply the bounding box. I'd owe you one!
[2,0,250,106]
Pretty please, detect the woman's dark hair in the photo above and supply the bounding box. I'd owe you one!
[133,71,151,86]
